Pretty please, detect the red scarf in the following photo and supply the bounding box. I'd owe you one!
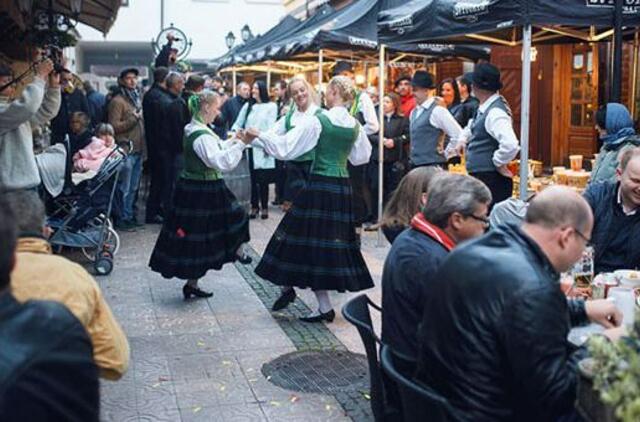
[410,213,456,251]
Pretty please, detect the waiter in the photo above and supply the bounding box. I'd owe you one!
[409,71,462,169]
[454,63,520,205]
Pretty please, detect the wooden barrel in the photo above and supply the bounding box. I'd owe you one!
[223,151,251,212]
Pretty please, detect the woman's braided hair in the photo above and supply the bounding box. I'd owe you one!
[328,75,356,103]
[188,89,219,122]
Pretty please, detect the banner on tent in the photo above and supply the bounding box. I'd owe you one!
[584,0,640,14]
[348,36,377,48]
[452,0,497,22]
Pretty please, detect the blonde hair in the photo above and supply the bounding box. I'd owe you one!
[287,77,320,107]
[381,166,442,228]
[327,75,355,103]
[188,89,220,120]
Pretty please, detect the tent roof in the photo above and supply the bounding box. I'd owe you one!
[379,0,640,46]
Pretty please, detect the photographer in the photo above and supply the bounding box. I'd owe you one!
[0,59,61,192]
[49,68,90,144]
[108,68,145,230]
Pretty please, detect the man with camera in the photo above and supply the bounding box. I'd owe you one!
[0,59,61,193]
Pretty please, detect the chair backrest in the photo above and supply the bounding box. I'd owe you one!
[380,345,454,422]
[342,294,387,422]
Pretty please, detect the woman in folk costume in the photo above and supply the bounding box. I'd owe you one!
[244,76,374,323]
[263,77,321,212]
[149,90,253,300]
[232,81,278,219]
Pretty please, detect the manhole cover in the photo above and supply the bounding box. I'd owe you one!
[262,350,369,394]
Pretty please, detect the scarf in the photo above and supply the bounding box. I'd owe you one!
[410,213,456,251]
[119,85,141,110]
[601,103,636,148]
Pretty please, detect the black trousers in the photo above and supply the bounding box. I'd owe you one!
[248,150,275,211]
[470,170,513,207]
[368,161,400,220]
[156,152,183,216]
[145,154,163,219]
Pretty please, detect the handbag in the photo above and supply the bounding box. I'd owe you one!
[390,126,408,183]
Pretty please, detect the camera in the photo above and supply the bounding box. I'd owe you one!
[42,45,65,73]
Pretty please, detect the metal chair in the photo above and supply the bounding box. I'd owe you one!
[380,345,455,422]
[342,294,400,422]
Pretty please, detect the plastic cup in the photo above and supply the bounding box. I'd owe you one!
[569,155,583,171]
[608,287,636,327]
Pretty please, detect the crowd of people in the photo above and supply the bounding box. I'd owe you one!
[2,41,640,420]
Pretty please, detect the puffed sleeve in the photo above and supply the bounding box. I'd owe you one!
[257,116,322,161]
[348,124,372,165]
[193,132,246,172]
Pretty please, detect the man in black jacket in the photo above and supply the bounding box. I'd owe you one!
[415,186,625,422]
[50,69,90,144]
[143,66,170,223]
[218,81,250,136]
[584,146,640,273]
[0,196,99,421]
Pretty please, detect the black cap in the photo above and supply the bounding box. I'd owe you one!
[119,67,139,79]
[394,74,412,87]
[472,63,502,92]
[333,61,353,76]
[411,71,435,89]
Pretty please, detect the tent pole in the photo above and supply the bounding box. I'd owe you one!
[631,31,640,116]
[267,63,272,90]
[318,49,324,94]
[519,24,532,200]
[232,68,237,97]
[612,0,623,102]
[377,44,386,247]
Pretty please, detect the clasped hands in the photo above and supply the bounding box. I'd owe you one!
[236,128,260,145]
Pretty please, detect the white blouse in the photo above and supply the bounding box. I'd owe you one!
[185,121,247,172]
[257,106,372,166]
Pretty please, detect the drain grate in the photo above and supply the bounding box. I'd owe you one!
[262,350,369,395]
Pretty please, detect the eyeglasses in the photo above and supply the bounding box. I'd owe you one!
[467,214,490,227]
[573,227,592,245]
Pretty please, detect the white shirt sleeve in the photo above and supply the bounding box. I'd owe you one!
[257,116,321,160]
[485,108,520,167]
[231,103,249,132]
[429,105,463,141]
[192,133,246,172]
[348,124,373,165]
[358,93,379,135]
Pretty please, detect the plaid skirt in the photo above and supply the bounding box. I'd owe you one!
[283,160,312,203]
[255,174,374,292]
[149,178,250,280]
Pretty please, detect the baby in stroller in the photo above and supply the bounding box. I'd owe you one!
[73,123,116,174]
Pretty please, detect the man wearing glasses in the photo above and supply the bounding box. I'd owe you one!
[413,186,624,422]
[381,173,492,379]
[584,146,640,274]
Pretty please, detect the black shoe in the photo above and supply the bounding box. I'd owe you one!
[249,209,259,219]
[272,199,283,206]
[145,215,164,224]
[236,253,252,264]
[182,285,213,300]
[272,288,296,311]
[261,210,268,220]
[299,309,335,323]
[115,220,136,232]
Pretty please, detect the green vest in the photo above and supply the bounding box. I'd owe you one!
[310,113,359,178]
[349,91,362,116]
[284,107,322,163]
[181,129,222,181]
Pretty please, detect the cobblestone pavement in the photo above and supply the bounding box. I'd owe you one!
[96,204,390,421]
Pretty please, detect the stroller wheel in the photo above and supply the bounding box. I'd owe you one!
[94,253,113,276]
[82,226,120,261]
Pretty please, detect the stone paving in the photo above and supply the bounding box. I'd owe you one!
[95,204,390,422]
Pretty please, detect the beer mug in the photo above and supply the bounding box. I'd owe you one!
[571,246,594,289]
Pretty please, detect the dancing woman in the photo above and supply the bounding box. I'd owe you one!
[264,77,321,211]
[244,76,374,322]
[149,90,252,300]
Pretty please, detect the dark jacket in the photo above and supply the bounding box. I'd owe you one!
[86,90,106,128]
[0,292,99,421]
[220,95,248,133]
[454,96,480,129]
[154,41,174,69]
[142,84,170,158]
[157,90,188,155]
[382,227,450,361]
[50,89,90,144]
[584,181,640,273]
[415,223,589,422]
[369,114,409,162]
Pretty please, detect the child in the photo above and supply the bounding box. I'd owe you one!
[69,111,93,154]
[73,123,116,173]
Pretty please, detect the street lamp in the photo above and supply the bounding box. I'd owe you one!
[225,31,236,50]
[241,24,253,43]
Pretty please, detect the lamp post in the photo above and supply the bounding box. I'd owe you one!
[225,31,236,50]
[241,24,254,43]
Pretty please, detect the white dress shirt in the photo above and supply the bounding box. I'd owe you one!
[357,92,379,135]
[257,106,372,166]
[411,97,463,141]
[455,93,520,168]
[267,104,320,136]
[188,121,247,173]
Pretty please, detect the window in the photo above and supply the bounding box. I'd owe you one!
[570,46,596,127]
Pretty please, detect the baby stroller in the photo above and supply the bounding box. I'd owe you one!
[47,143,128,275]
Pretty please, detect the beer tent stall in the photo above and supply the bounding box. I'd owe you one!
[379,0,640,198]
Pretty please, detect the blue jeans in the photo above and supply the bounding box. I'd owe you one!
[117,152,143,222]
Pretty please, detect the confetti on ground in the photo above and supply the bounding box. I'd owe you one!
[270,401,281,407]
[326,405,333,411]
[362,392,371,400]
[289,394,299,403]
[193,407,201,413]
[151,383,160,388]
[222,360,232,366]
[220,385,226,392]
[158,376,169,382]
[197,341,205,347]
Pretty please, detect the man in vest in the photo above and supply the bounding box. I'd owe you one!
[409,71,462,169]
[455,63,520,205]
[333,61,379,233]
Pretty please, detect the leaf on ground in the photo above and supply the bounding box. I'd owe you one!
[222,360,232,366]
[151,383,160,388]
[270,401,281,407]
[362,392,371,400]
[220,385,226,392]
[289,394,299,403]
[193,406,202,413]
[197,341,205,347]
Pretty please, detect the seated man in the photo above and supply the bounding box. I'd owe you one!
[584,146,640,274]
[381,173,491,369]
[0,196,99,421]
[6,190,130,380]
[414,186,624,422]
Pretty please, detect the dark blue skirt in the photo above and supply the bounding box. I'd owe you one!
[255,174,374,292]
[149,178,250,280]
[283,160,312,203]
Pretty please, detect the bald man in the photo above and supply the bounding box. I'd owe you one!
[413,186,624,422]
